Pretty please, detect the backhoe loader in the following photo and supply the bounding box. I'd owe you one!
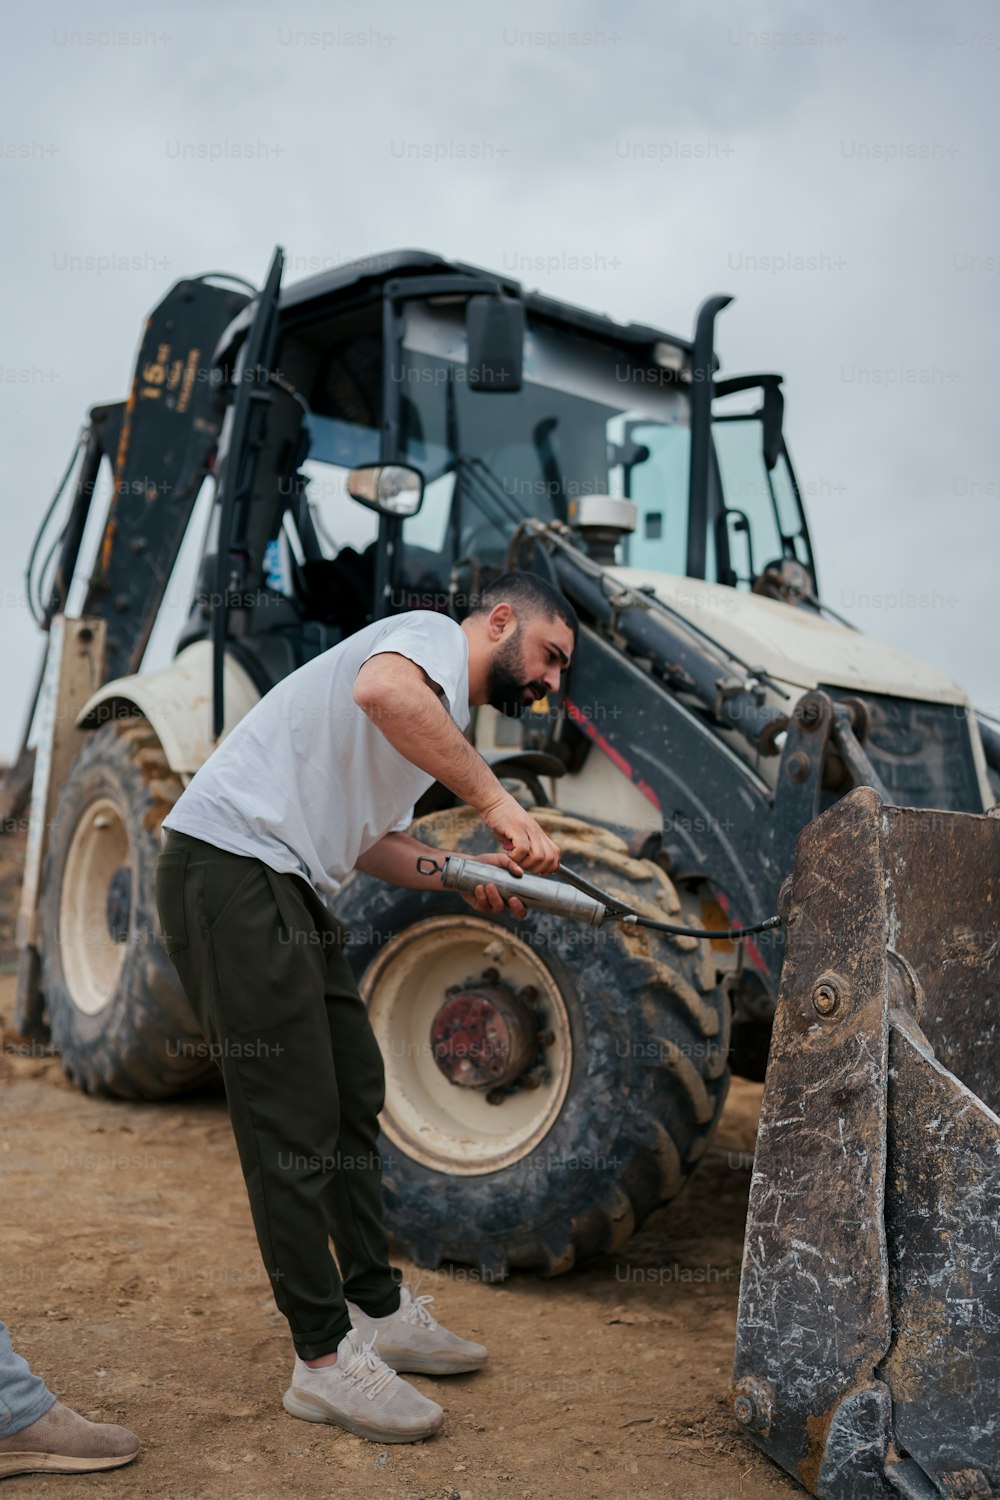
[7,247,998,1495]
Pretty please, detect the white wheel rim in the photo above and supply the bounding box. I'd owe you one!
[363,915,573,1176]
[59,797,130,1017]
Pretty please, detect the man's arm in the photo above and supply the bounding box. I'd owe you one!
[353,652,560,873]
[354,831,529,918]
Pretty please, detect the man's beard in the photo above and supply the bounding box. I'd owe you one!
[486,629,546,718]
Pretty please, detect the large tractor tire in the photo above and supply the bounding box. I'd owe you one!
[334,807,730,1276]
[39,718,214,1099]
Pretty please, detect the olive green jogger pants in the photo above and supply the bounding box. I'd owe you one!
[155,829,401,1359]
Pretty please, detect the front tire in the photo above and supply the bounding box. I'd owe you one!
[39,718,215,1099]
[334,808,730,1276]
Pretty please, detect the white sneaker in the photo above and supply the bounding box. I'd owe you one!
[282,1328,443,1443]
[346,1284,489,1375]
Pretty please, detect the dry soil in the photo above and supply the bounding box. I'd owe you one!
[0,817,803,1500]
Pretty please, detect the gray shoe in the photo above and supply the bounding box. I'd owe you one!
[0,1399,140,1477]
[347,1284,489,1375]
[282,1328,444,1443]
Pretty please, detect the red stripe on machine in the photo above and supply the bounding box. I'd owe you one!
[564,698,660,810]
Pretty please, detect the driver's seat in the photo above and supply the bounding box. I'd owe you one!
[296,543,376,637]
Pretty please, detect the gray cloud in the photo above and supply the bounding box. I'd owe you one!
[2,0,998,761]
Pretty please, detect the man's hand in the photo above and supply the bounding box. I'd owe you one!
[478,792,561,874]
[456,849,529,919]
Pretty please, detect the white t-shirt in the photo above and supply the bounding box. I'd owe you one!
[162,611,471,905]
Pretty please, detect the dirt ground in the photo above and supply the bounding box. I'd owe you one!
[0,970,803,1500]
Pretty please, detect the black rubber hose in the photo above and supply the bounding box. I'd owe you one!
[618,913,782,940]
[25,430,85,624]
[558,860,781,940]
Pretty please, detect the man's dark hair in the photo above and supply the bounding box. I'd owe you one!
[471,572,579,640]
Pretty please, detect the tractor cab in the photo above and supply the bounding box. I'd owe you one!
[184,249,817,721]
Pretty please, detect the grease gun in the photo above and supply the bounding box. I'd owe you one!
[415,854,780,940]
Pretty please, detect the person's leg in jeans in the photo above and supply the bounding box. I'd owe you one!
[0,1321,55,1438]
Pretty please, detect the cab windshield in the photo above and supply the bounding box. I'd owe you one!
[392,301,692,598]
[281,298,812,606]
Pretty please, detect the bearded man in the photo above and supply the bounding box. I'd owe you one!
[155,571,577,1443]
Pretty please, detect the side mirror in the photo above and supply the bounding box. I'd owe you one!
[466,295,524,392]
[762,383,785,471]
[346,464,424,517]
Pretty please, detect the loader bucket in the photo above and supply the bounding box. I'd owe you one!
[732,786,1000,1499]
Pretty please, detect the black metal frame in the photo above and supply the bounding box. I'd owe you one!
[210,249,284,736]
[713,372,818,589]
[686,295,731,579]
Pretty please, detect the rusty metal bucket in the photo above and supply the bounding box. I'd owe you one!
[732,787,1000,1498]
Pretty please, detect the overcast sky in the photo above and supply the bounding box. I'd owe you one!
[2,0,998,762]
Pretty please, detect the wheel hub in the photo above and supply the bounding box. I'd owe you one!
[431,977,537,1089]
[361,915,573,1175]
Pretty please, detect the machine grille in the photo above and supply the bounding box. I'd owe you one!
[821,688,983,812]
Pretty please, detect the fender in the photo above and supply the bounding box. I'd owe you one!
[76,641,260,778]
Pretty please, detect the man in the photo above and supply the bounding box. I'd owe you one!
[0,1320,140,1477]
[155,571,577,1444]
